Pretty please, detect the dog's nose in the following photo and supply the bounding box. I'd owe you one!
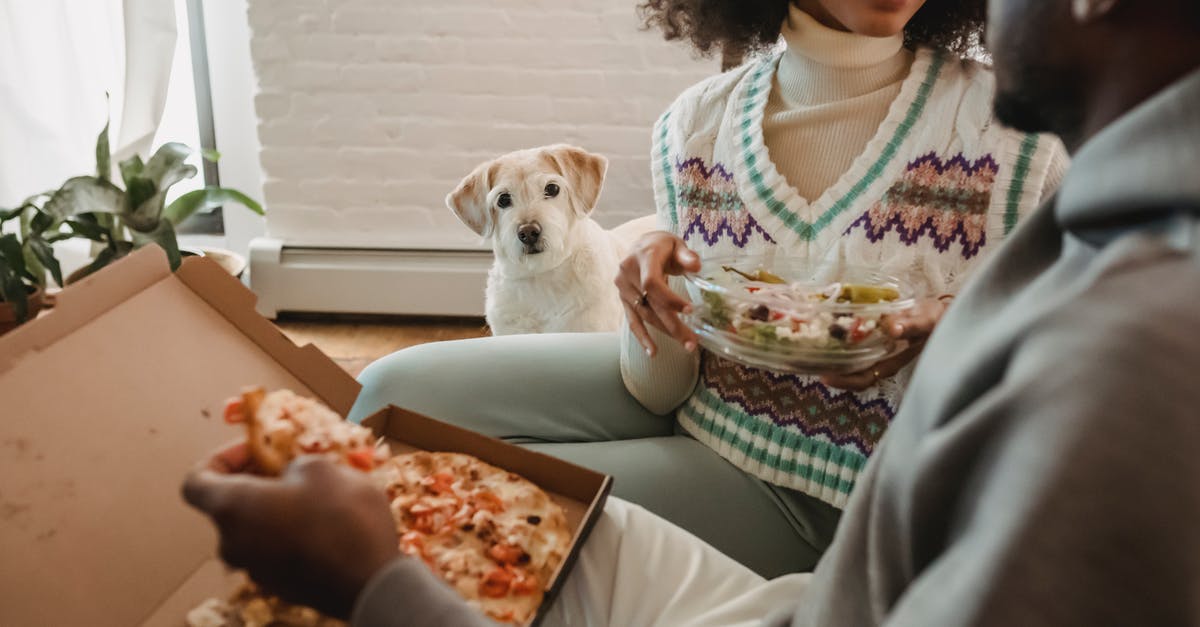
[517,223,541,245]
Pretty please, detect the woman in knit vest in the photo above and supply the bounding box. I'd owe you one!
[352,0,1067,577]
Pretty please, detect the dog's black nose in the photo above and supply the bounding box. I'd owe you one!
[517,223,541,245]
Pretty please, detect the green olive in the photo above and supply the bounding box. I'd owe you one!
[838,284,901,304]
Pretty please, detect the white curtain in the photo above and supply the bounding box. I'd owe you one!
[0,0,177,206]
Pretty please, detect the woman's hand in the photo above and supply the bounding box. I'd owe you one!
[615,231,702,357]
[822,297,951,391]
[182,442,400,619]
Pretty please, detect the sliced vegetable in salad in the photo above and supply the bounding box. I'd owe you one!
[695,265,904,351]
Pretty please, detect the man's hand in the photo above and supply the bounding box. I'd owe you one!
[182,442,400,619]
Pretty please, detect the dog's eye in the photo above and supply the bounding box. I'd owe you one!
[497,193,512,209]
[544,183,560,198]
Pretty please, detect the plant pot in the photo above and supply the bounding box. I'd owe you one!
[196,247,247,279]
[0,285,45,336]
[67,242,136,285]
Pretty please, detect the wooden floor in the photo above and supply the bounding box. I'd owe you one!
[275,314,491,377]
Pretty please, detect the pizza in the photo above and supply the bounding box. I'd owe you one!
[372,452,572,624]
[186,582,343,627]
[222,387,390,475]
[192,389,572,626]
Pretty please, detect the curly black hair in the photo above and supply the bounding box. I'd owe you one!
[638,0,986,60]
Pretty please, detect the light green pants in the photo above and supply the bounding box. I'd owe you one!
[349,333,841,577]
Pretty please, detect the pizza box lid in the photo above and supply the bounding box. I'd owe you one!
[0,246,611,627]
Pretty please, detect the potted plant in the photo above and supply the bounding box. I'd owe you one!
[39,121,262,281]
[0,200,61,334]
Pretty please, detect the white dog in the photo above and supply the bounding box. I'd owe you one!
[446,144,648,335]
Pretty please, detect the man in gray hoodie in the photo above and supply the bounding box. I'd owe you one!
[183,0,1200,625]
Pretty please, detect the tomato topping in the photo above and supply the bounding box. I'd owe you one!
[411,511,442,534]
[222,398,244,424]
[399,531,424,556]
[422,472,456,496]
[346,446,376,472]
[488,543,524,565]
[400,531,435,565]
[511,570,540,595]
[769,311,786,321]
[745,286,761,294]
[847,318,868,343]
[473,490,504,513]
[480,567,514,598]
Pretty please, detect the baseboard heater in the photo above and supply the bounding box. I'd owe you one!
[248,237,491,318]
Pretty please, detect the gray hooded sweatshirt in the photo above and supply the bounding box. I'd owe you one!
[351,67,1200,627]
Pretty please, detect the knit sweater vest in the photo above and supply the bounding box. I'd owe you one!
[650,49,1069,508]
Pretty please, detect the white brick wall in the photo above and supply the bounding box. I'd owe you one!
[247,0,718,249]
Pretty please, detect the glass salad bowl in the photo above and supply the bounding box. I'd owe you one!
[682,255,917,375]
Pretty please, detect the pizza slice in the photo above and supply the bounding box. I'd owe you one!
[373,452,572,625]
[222,386,389,475]
[186,582,344,627]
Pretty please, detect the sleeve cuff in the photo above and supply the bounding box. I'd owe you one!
[351,558,496,627]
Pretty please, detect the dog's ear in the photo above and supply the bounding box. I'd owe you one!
[446,160,496,237]
[544,145,608,217]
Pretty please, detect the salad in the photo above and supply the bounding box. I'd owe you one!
[682,259,916,374]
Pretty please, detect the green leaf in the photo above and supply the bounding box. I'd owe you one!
[96,120,112,182]
[123,143,199,229]
[1,271,29,321]
[28,237,62,287]
[62,218,110,242]
[20,231,45,289]
[119,155,145,188]
[29,209,54,234]
[42,177,125,219]
[143,142,197,191]
[0,233,26,277]
[0,206,24,222]
[201,148,222,162]
[164,187,264,225]
[71,245,121,283]
[131,219,181,271]
[124,176,159,225]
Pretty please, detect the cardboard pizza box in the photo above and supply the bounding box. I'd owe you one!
[0,246,611,627]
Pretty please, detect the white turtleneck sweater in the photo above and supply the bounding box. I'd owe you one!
[764,8,913,202]
[621,8,916,414]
